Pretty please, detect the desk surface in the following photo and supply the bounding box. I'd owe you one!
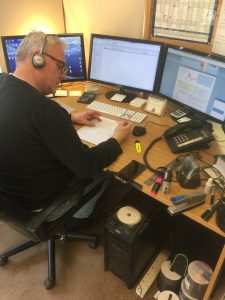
[55,82,225,238]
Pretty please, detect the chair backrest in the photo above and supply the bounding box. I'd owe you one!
[0,179,91,242]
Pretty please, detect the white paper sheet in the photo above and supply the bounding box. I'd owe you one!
[77,117,118,145]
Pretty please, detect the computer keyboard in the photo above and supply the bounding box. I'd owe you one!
[87,101,147,123]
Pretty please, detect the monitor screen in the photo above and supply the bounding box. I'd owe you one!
[57,33,86,82]
[1,33,86,82]
[1,35,24,73]
[88,34,163,101]
[158,45,225,123]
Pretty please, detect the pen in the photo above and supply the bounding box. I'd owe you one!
[150,177,163,196]
[135,140,142,153]
[201,200,220,221]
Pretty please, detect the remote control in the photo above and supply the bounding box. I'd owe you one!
[77,92,96,104]
[136,249,170,298]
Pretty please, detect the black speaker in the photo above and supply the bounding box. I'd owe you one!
[104,194,171,288]
[32,35,47,68]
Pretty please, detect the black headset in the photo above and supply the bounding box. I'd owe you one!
[32,35,47,68]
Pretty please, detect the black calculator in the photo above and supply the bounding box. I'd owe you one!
[77,92,96,104]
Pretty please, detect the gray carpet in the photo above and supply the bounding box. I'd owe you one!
[0,222,145,300]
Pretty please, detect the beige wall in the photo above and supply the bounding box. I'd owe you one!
[0,0,146,72]
[63,0,145,63]
[0,0,65,72]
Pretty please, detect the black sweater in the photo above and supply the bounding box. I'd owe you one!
[0,73,122,209]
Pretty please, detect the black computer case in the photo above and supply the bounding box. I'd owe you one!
[104,192,171,288]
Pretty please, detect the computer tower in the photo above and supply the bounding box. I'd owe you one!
[104,193,171,288]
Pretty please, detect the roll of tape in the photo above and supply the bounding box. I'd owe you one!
[157,260,182,293]
[158,290,179,300]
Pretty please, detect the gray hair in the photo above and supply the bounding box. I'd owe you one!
[16,31,67,63]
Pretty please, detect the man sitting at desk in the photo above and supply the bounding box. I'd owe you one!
[0,31,132,213]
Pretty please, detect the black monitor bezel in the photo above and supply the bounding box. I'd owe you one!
[1,33,87,82]
[88,33,164,94]
[157,44,225,124]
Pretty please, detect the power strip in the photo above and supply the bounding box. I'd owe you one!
[136,249,170,298]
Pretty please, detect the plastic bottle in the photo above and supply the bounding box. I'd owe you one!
[204,178,213,194]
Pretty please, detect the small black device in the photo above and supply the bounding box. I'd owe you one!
[114,160,146,184]
[163,120,214,153]
[132,126,146,137]
[217,199,225,232]
[77,92,96,104]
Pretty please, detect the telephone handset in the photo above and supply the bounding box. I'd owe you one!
[163,120,214,153]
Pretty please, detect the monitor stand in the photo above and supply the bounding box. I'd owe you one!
[105,88,138,103]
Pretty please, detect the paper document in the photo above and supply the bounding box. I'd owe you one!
[77,117,118,145]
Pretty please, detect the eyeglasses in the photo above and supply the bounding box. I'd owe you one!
[42,52,68,74]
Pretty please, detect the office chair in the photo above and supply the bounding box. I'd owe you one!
[0,178,99,289]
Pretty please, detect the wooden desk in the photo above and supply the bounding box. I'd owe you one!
[55,82,225,299]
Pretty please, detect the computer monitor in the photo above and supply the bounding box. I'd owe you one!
[1,35,24,73]
[1,33,87,82]
[88,34,163,101]
[57,33,86,82]
[158,45,225,123]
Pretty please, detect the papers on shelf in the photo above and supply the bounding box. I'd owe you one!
[77,117,118,145]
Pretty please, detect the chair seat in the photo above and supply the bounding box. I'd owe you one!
[0,178,99,289]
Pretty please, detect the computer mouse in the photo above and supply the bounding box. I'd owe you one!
[132,126,146,137]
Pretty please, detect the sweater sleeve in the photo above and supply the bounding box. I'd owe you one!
[32,102,123,177]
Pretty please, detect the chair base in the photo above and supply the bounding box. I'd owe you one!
[57,231,98,249]
[0,231,98,289]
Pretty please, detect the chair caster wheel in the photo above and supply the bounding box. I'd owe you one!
[0,255,8,266]
[44,278,55,289]
[89,240,98,249]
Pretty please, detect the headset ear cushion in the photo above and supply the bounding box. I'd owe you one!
[32,53,45,68]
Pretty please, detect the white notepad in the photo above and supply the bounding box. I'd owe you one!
[77,117,118,145]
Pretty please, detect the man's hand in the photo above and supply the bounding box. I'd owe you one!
[112,121,132,144]
[71,110,102,126]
